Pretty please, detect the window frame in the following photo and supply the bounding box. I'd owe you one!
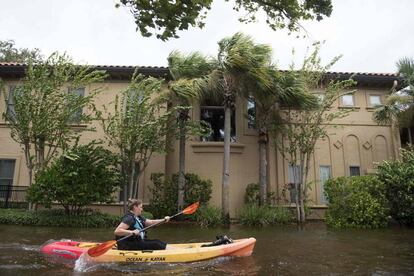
[67,87,85,123]
[368,94,382,107]
[199,103,236,142]
[6,86,18,121]
[340,94,355,107]
[288,164,302,204]
[246,96,256,130]
[0,159,16,189]
[349,166,361,176]
[319,165,331,204]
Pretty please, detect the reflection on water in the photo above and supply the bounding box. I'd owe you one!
[0,222,413,275]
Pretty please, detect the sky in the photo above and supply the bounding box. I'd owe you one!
[0,0,413,73]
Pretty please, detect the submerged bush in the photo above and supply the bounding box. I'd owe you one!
[189,205,224,227]
[324,176,389,229]
[27,143,120,215]
[377,149,414,226]
[147,173,212,218]
[238,205,293,226]
[0,209,122,228]
[244,183,276,205]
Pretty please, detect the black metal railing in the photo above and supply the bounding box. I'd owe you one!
[0,185,28,208]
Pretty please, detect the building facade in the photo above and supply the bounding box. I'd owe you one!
[0,63,399,217]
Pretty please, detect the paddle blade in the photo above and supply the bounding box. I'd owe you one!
[182,201,200,215]
[87,240,116,257]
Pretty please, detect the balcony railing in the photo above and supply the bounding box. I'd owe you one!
[0,185,28,208]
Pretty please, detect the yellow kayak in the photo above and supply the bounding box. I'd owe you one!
[41,238,256,263]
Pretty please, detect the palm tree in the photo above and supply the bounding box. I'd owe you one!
[374,57,414,127]
[167,51,214,211]
[202,33,274,219]
[249,67,318,205]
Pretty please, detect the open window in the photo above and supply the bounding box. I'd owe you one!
[200,99,236,142]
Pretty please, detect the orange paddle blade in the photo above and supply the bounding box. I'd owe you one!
[87,240,116,257]
[182,201,200,215]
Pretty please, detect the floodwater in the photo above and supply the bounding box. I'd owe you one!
[0,222,413,275]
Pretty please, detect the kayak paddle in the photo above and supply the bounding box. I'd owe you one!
[87,201,200,258]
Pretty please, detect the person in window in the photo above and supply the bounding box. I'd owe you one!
[114,199,170,250]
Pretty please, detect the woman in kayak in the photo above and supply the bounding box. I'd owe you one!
[114,199,170,250]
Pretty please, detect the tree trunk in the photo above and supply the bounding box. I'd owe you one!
[177,118,186,211]
[258,133,267,205]
[299,158,306,223]
[121,164,127,213]
[123,181,128,213]
[222,106,231,220]
[24,145,34,210]
[132,162,140,199]
[129,160,135,200]
[134,175,140,199]
[293,165,300,222]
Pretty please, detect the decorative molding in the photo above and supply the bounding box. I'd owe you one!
[338,106,361,111]
[333,140,343,149]
[191,142,245,154]
[363,141,372,150]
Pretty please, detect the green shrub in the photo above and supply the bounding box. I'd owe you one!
[141,210,154,219]
[147,173,212,218]
[238,205,293,226]
[189,205,224,227]
[324,176,389,229]
[377,149,414,226]
[27,143,120,215]
[0,209,121,228]
[244,183,277,205]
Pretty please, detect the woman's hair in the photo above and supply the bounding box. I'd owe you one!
[127,199,143,210]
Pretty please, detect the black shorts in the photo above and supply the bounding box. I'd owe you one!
[117,238,167,251]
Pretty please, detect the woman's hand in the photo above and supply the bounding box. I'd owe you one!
[131,229,140,236]
[164,216,170,222]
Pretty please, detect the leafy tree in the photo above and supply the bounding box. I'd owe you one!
[100,72,176,212]
[248,65,317,205]
[26,143,120,215]
[0,39,43,63]
[377,148,414,226]
[166,50,214,211]
[201,32,274,219]
[324,176,389,229]
[373,57,414,128]
[1,53,107,191]
[148,172,212,218]
[273,45,356,222]
[116,0,332,41]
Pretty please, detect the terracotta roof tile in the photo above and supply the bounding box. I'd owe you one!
[0,62,396,76]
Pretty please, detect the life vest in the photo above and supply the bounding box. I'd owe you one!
[133,215,146,239]
[116,213,147,241]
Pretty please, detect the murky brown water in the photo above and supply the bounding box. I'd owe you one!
[0,222,413,275]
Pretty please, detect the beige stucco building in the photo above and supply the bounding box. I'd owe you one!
[0,63,400,217]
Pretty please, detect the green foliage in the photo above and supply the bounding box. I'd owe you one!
[101,72,175,201]
[244,183,276,205]
[377,149,414,226]
[324,176,389,229]
[272,43,356,222]
[26,143,120,215]
[147,173,212,218]
[238,205,293,226]
[0,39,43,62]
[116,0,332,41]
[0,209,120,228]
[373,57,414,127]
[189,205,224,227]
[1,52,107,187]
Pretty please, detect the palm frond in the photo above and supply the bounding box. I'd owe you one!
[168,50,215,80]
[373,104,399,125]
